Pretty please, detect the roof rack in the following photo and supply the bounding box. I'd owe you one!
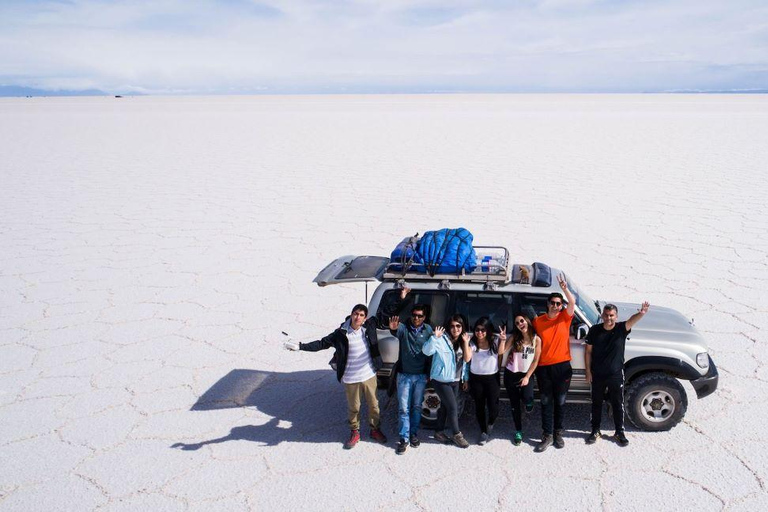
[382,246,511,284]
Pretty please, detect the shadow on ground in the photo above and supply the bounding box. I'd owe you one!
[171,368,386,450]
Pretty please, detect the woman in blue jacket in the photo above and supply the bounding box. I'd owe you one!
[422,314,472,448]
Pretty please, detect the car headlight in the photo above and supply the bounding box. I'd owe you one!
[696,352,709,368]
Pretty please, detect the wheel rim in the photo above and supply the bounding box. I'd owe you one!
[422,389,441,421]
[640,389,676,423]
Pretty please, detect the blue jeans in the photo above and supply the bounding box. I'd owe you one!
[397,372,428,440]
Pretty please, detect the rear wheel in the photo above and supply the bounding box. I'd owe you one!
[420,386,467,430]
[625,373,687,431]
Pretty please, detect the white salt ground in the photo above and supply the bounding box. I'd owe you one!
[0,94,767,511]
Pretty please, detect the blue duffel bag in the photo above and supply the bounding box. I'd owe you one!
[416,228,477,276]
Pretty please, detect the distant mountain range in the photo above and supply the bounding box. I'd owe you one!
[0,85,112,97]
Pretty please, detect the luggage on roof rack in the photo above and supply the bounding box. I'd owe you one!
[383,245,511,283]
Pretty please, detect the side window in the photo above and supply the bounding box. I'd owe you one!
[454,293,516,331]
[518,293,548,321]
[377,290,450,328]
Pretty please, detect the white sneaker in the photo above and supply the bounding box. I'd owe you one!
[479,432,489,445]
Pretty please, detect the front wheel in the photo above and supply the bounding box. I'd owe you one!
[625,373,687,431]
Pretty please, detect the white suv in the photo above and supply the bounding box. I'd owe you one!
[314,248,718,431]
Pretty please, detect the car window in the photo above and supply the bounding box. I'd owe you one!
[454,292,516,331]
[377,290,450,328]
[517,293,548,321]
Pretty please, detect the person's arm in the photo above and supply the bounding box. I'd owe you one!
[557,273,576,317]
[585,343,593,384]
[389,316,402,337]
[462,333,473,362]
[374,287,411,328]
[520,337,542,387]
[297,331,335,352]
[422,327,443,356]
[625,301,650,330]
[497,326,508,354]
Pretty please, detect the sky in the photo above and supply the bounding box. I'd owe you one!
[1,0,767,94]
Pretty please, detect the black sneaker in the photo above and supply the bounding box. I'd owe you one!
[534,434,553,453]
[396,438,408,455]
[586,430,600,445]
[553,429,565,449]
[615,430,629,447]
[409,434,421,448]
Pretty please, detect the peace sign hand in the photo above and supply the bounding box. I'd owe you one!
[557,273,569,292]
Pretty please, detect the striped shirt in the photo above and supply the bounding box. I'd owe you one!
[341,326,376,384]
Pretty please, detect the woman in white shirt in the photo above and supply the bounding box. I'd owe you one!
[499,314,541,446]
[466,316,501,445]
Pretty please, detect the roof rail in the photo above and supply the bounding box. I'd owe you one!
[382,245,511,283]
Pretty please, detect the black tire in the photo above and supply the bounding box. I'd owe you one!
[625,373,687,431]
[420,386,467,430]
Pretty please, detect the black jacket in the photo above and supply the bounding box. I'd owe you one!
[299,296,405,382]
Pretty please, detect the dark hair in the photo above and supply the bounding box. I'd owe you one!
[603,303,618,313]
[511,314,536,353]
[471,316,497,354]
[351,304,368,316]
[444,314,468,352]
[547,292,564,303]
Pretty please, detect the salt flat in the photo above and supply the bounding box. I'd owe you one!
[0,94,767,511]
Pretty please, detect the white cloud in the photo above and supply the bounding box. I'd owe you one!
[1,0,767,93]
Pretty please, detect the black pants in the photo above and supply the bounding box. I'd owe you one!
[591,371,625,432]
[504,369,534,432]
[433,380,460,435]
[469,373,500,434]
[535,361,572,435]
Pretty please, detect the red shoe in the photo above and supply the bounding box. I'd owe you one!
[344,429,360,449]
[370,428,388,444]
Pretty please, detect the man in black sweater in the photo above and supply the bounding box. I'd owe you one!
[585,301,650,447]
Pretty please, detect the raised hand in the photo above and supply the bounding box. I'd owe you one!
[557,273,568,292]
[400,286,411,299]
[498,326,507,343]
[434,326,445,338]
[283,341,300,351]
[461,332,471,345]
[389,316,400,330]
[639,301,650,314]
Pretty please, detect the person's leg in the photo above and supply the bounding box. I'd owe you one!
[552,362,573,432]
[410,374,428,437]
[361,375,380,430]
[505,369,524,431]
[344,381,363,431]
[487,373,501,428]
[397,373,413,440]
[521,375,535,411]
[469,373,488,433]
[607,372,625,433]
[590,376,607,433]
[433,381,460,435]
[536,366,554,435]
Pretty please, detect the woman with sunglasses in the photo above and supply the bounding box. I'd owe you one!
[466,316,501,445]
[499,315,541,445]
[422,314,472,448]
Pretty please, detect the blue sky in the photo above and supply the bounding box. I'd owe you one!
[1,0,767,94]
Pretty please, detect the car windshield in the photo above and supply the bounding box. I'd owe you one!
[568,276,600,325]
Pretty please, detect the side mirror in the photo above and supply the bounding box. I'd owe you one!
[576,324,588,340]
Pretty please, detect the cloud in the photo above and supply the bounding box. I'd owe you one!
[1,0,767,93]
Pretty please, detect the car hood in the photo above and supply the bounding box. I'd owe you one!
[606,301,707,347]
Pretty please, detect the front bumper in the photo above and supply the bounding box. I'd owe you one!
[691,355,718,399]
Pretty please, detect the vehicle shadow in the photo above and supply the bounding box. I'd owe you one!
[170,368,383,450]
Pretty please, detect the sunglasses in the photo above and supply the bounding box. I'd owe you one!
[449,324,462,329]
[474,327,486,332]
[549,301,563,307]
[515,319,527,325]
[411,313,425,318]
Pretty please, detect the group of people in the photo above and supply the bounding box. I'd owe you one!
[285,275,650,453]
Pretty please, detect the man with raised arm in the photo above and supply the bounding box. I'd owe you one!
[532,274,576,452]
[388,298,434,455]
[585,301,651,447]
[283,287,409,450]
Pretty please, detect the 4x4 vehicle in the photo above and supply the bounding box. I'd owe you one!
[314,247,718,431]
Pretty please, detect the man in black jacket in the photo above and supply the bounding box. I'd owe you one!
[284,288,408,449]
